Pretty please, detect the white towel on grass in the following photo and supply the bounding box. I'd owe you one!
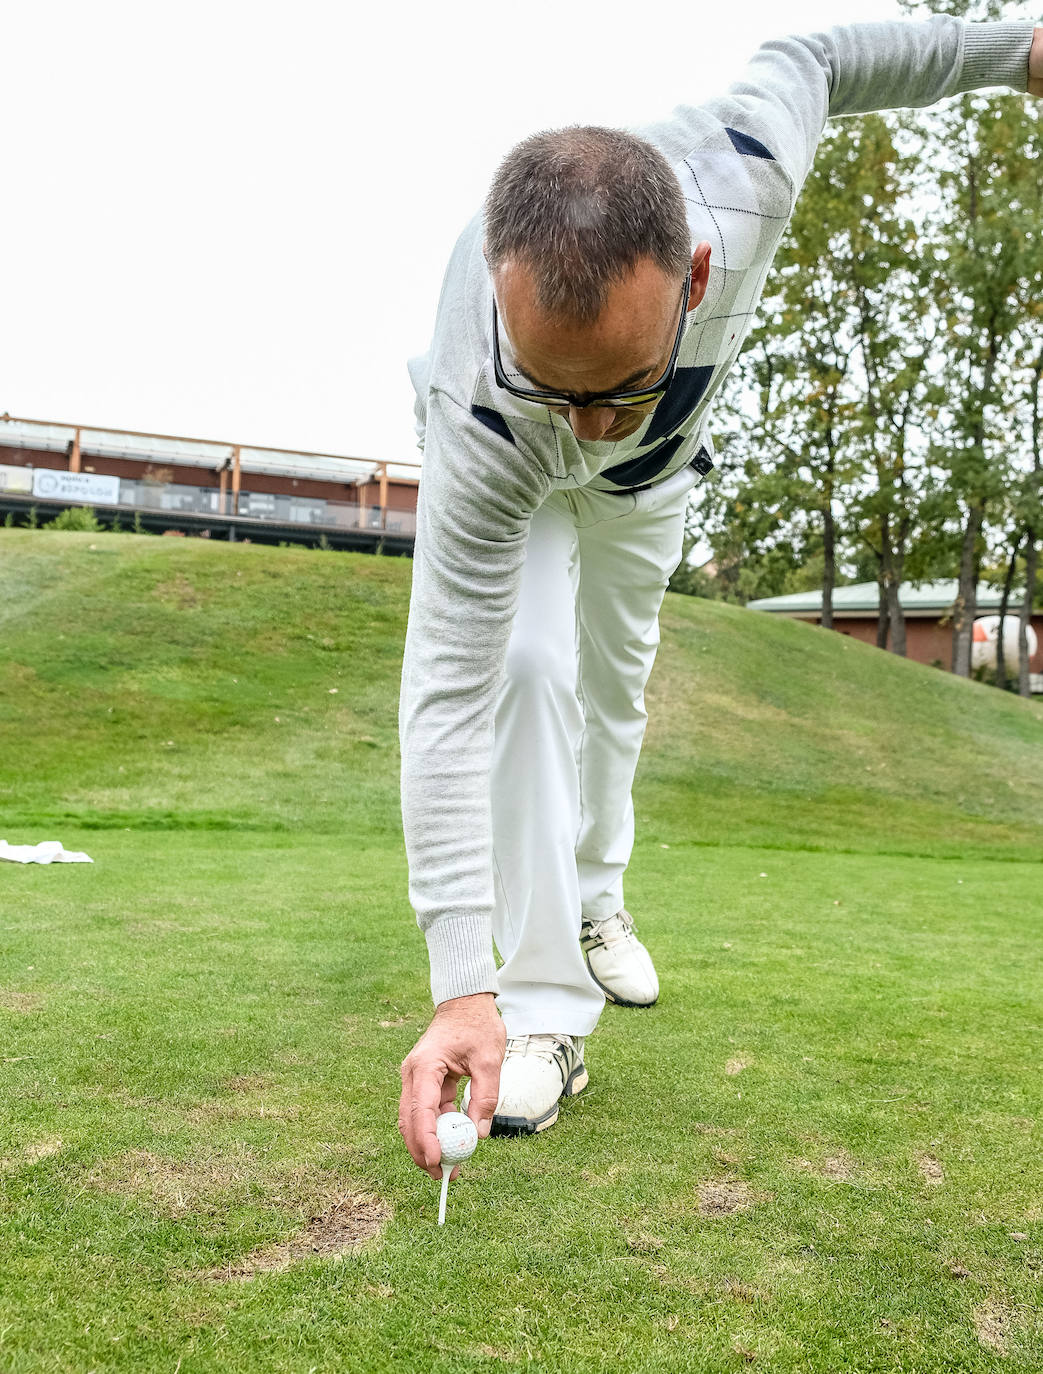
[0,839,94,864]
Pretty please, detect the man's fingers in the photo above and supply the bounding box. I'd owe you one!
[398,1063,444,1180]
[464,1059,502,1139]
[439,1073,461,1116]
[409,1070,445,1178]
[398,996,505,1174]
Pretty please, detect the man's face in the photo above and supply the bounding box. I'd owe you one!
[493,250,706,442]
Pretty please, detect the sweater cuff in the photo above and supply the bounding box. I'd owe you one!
[962,22,1036,94]
[425,914,500,1005]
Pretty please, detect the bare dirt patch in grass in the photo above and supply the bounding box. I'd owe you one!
[25,1136,63,1162]
[820,1154,859,1181]
[917,1153,945,1185]
[793,1151,860,1182]
[722,1279,770,1304]
[203,1191,388,1279]
[0,989,43,1013]
[713,1150,743,1170]
[471,1346,520,1364]
[90,1149,388,1268]
[221,1074,273,1094]
[1,1136,64,1172]
[624,1231,665,1255]
[697,1179,759,1216]
[973,1299,1017,1355]
[88,1147,261,1215]
[725,1056,753,1076]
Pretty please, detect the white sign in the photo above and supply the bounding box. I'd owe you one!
[0,463,34,494]
[32,468,121,506]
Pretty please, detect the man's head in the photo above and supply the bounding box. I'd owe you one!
[485,126,711,441]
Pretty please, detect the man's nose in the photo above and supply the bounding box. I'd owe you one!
[567,405,616,441]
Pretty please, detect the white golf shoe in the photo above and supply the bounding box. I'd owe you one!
[464,1033,588,1136]
[581,909,659,1007]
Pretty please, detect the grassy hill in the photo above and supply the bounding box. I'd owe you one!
[3,528,1042,1373]
[1,528,1040,858]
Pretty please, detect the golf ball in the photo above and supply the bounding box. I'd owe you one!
[436,1111,479,1165]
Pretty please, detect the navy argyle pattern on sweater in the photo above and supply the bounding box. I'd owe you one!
[471,124,794,491]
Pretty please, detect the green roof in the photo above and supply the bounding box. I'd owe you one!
[747,580,1023,616]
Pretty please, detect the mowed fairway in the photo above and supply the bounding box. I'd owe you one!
[2,530,1042,1373]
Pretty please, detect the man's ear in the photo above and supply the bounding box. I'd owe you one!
[688,241,712,310]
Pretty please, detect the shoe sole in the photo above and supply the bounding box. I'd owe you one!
[585,961,658,1009]
[489,1063,589,1137]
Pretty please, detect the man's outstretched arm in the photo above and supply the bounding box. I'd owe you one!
[642,17,1041,195]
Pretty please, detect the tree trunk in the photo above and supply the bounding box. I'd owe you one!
[887,582,906,657]
[996,533,1021,692]
[889,544,907,657]
[876,515,890,649]
[822,499,836,631]
[1022,345,1043,697]
[1019,530,1037,698]
[951,500,984,677]
[876,581,889,648]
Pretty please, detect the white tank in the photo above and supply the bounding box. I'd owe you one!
[971,615,1038,671]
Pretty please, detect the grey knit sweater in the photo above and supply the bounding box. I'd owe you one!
[401,17,1036,1006]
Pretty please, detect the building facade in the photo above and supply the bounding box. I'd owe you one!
[0,415,420,553]
[747,581,1043,684]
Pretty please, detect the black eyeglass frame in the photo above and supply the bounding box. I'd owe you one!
[492,267,692,410]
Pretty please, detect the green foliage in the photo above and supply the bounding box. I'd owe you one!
[781,552,828,595]
[700,51,1042,673]
[43,505,104,532]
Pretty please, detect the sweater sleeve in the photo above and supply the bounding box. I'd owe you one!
[399,389,552,1005]
[642,18,1037,191]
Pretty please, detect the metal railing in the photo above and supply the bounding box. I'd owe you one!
[0,468,417,539]
[116,478,416,535]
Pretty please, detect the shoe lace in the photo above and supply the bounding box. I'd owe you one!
[583,909,635,949]
[506,1033,578,1062]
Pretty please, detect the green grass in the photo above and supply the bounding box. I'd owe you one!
[1,529,1042,1373]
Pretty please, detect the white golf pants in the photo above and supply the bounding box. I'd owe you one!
[490,461,700,1037]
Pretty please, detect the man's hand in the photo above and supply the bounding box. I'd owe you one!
[398,992,506,1179]
[1030,27,1043,98]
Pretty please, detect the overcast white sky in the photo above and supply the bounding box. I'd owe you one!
[4,0,922,464]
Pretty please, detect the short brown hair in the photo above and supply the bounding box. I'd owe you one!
[484,125,691,324]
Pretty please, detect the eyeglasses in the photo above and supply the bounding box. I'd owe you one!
[492,267,691,410]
